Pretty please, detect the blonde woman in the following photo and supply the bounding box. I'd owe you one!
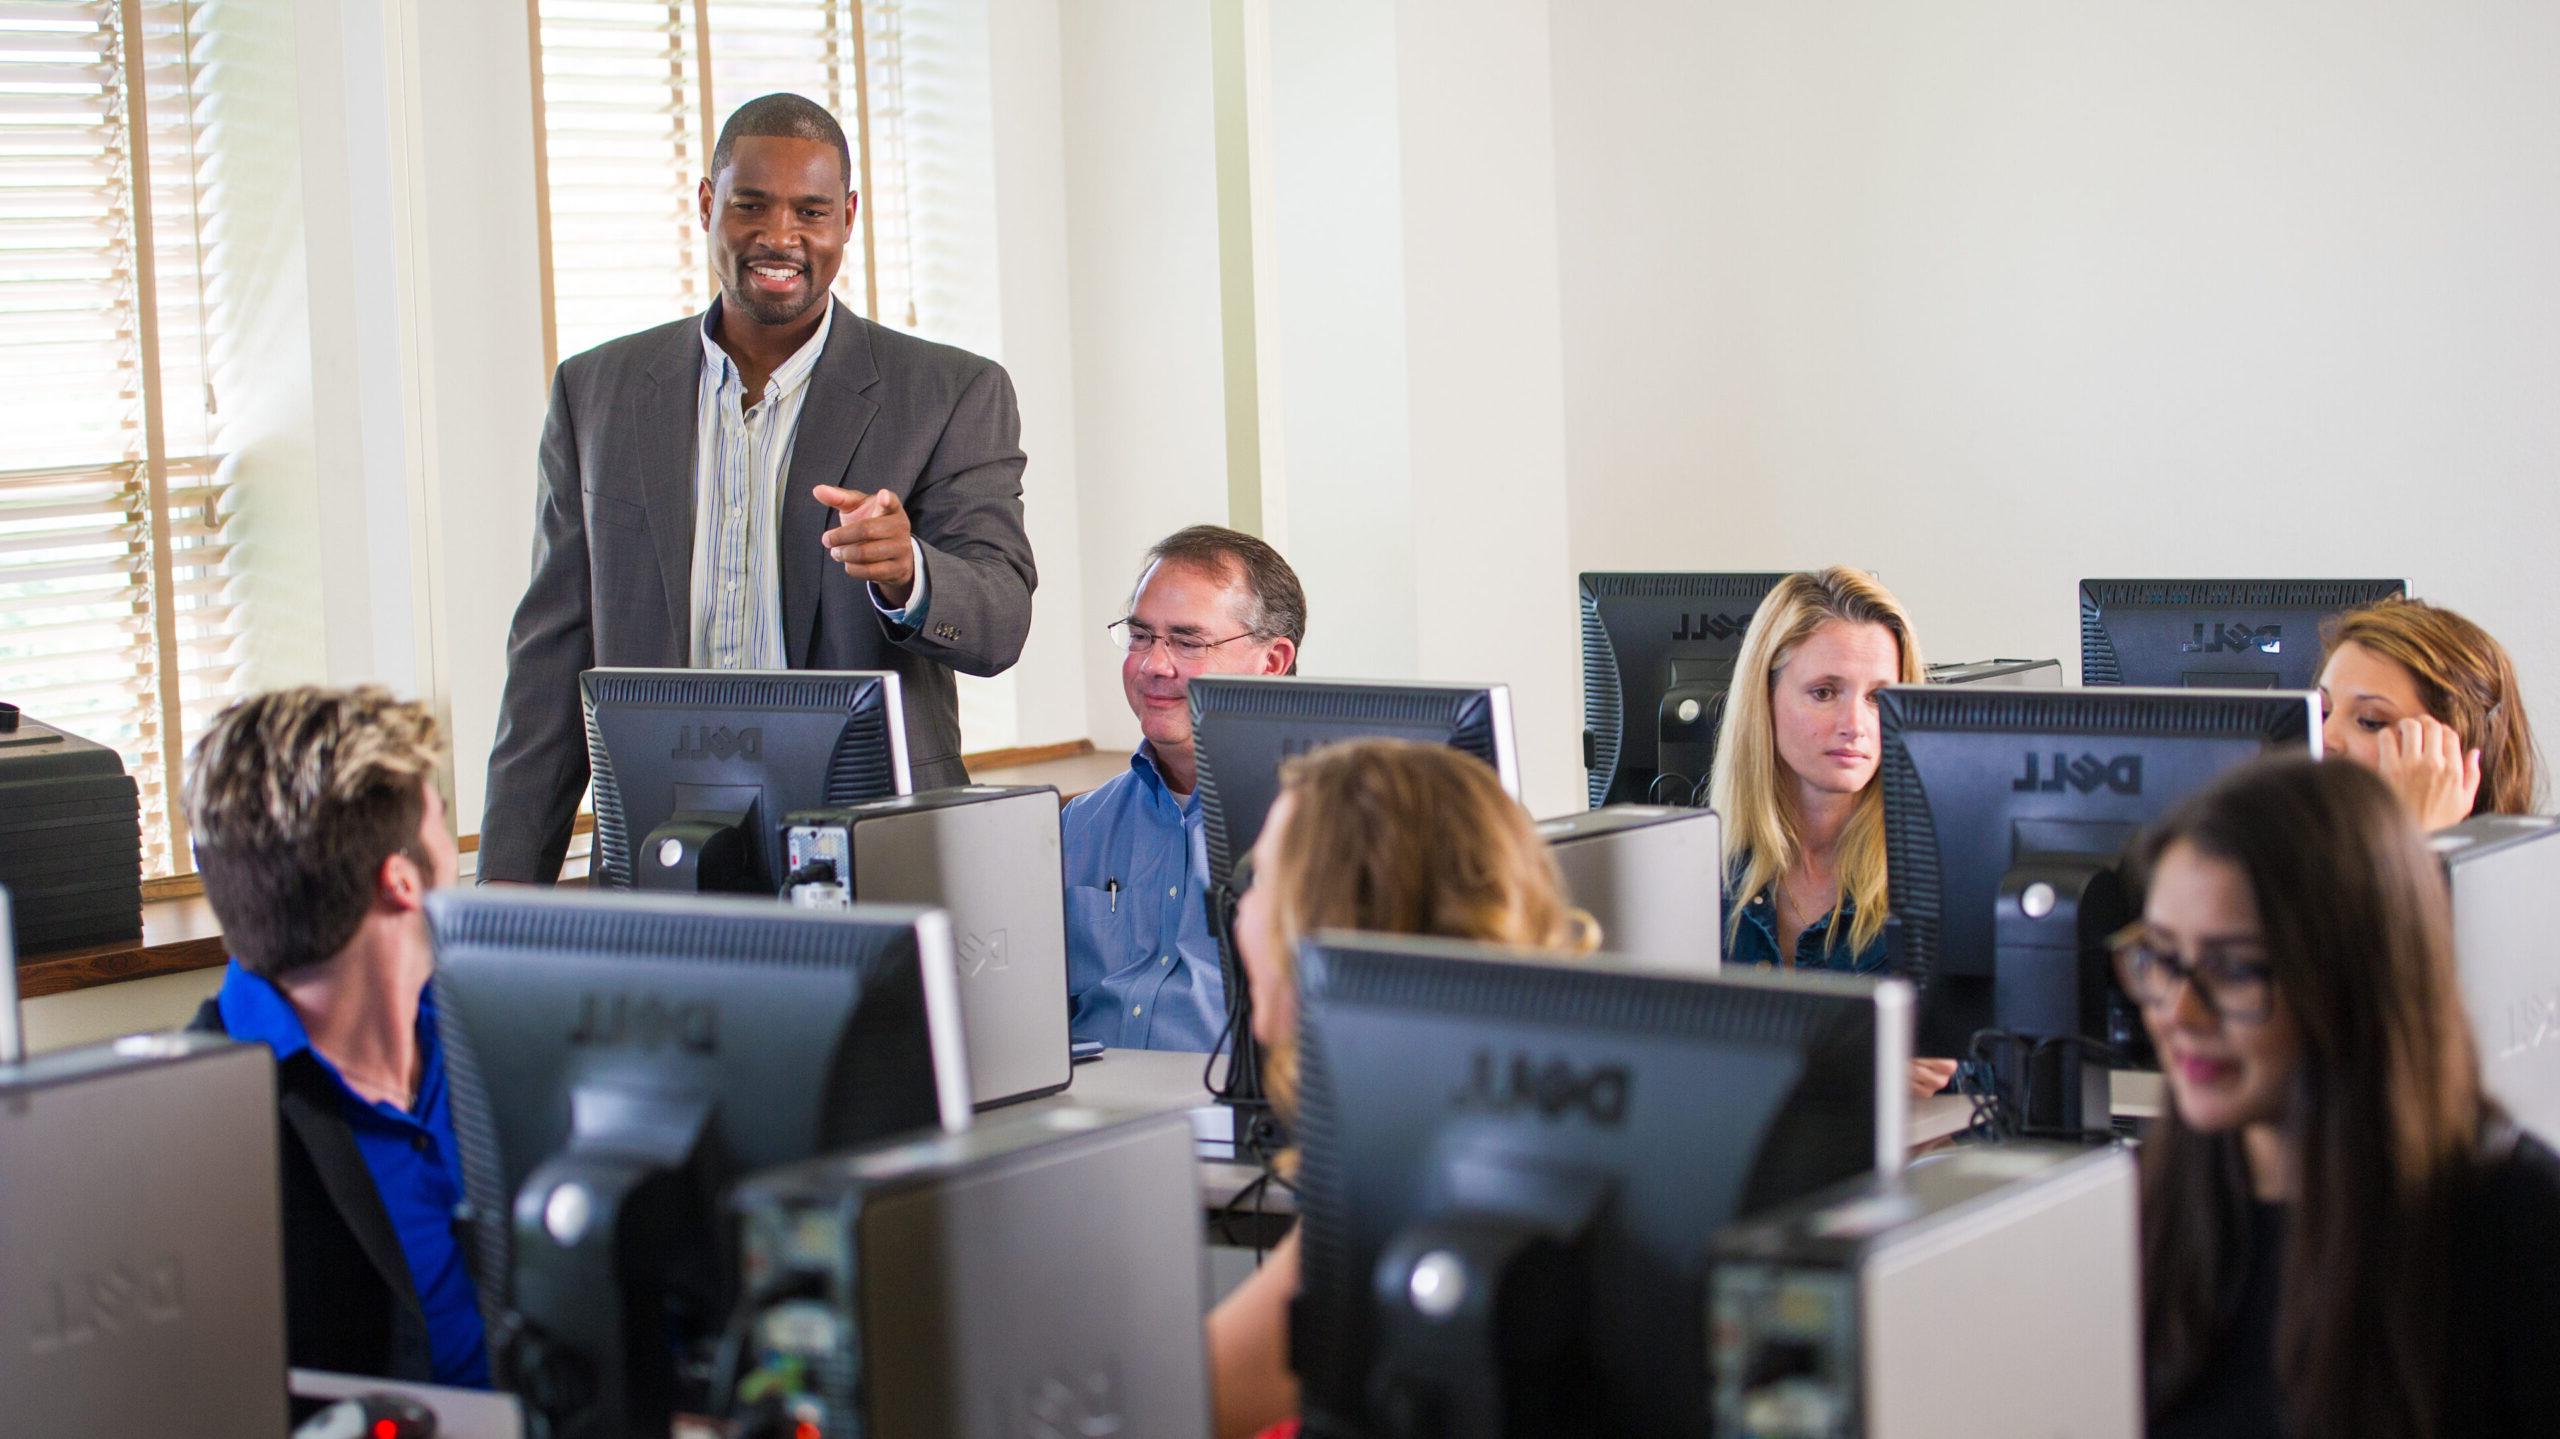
[1204,738,1596,1439]
[1708,566,1955,1097]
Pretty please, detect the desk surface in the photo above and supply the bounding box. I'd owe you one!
[1014,1047,1983,1197]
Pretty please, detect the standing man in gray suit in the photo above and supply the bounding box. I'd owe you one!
[481,93,1036,883]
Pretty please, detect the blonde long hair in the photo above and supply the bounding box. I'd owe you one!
[1254,738,1597,1114]
[1708,567,1924,957]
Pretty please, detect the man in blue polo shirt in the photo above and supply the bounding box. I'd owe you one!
[1064,526,1306,1051]
[183,686,487,1387]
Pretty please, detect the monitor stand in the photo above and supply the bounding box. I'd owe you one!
[500,1090,715,1439]
[1983,860,2130,1140]
[636,785,765,893]
[1364,1174,1606,1439]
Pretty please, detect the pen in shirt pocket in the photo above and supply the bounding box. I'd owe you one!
[1106,878,1119,913]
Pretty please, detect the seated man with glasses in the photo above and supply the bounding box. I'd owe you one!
[1062,525,1306,1052]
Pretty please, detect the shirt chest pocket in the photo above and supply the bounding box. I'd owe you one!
[1065,883,1155,981]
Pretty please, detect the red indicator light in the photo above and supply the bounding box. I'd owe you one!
[794,1423,822,1439]
[374,1421,398,1439]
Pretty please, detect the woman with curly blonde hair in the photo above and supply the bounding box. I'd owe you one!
[1205,737,1595,1439]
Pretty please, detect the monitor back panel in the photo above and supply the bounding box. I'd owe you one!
[852,788,1073,1108]
[1,1037,288,1438]
[1541,805,1722,973]
[2439,816,2560,1145]
[855,1113,1213,1436]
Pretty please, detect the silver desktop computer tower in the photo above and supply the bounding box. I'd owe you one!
[2434,814,2560,1145]
[728,1107,1213,1437]
[2,1031,290,1438]
[1710,1144,2140,1439]
[786,785,1073,1109]
[1540,804,1723,972]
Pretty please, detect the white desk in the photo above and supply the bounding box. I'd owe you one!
[292,1370,524,1439]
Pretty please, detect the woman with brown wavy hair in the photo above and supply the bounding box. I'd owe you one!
[1203,737,1595,1439]
[2317,596,2543,830]
[2120,756,2560,1438]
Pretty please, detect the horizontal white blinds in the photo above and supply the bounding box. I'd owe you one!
[0,0,236,880]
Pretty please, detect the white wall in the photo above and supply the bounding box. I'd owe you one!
[1549,2,2560,721]
[1249,0,1585,817]
[1053,0,1235,751]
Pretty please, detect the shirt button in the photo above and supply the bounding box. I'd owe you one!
[1131,1005,1142,1017]
[1168,887,1178,898]
[726,579,739,592]
[1160,956,1171,966]
[411,1133,432,1155]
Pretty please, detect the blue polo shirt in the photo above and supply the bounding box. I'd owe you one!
[1060,744,1228,1052]
[216,960,490,1388]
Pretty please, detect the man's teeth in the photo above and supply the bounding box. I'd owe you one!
[752,264,799,279]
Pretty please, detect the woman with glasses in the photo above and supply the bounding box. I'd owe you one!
[1708,566,1957,1098]
[2316,596,2544,831]
[2118,755,2560,1439]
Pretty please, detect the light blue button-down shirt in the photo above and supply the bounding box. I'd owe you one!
[690,301,926,664]
[1060,744,1228,1052]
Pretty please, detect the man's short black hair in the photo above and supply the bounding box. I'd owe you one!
[711,93,853,190]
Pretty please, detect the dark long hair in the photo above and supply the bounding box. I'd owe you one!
[2132,756,2485,1439]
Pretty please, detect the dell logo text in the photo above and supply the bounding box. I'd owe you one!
[1013,1362,1126,1439]
[1674,612,1754,643]
[2501,984,2560,1061]
[28,1255,185,1356]
[2013,753,2144,796]
[568,992,719,1054]
[2181,622,2282,656]
[671,724,761,762]
[1452,1051,1631,1126]
[958,927,1010,978]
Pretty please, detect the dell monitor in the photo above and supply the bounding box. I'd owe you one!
[1579,572,1789,808]
[1190,675,1522,892]
[1188,675,1523,1149]
[1290,931,1909,1439]
[581,667,912,894]
[2079,579,2404,689]
[726,1107,1213,1436]
[428,889,969,1439]
[1878,685,2318,1131]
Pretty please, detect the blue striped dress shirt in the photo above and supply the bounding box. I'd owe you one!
[690,302,925,667]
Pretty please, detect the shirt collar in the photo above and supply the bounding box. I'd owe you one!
[1131,742,1204,815]
[698,296,836,401]
[215,958,443,1082]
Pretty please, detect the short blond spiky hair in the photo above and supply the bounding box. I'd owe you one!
[185,686,444,979]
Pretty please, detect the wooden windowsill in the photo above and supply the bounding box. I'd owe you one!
[18,739,1119,1000]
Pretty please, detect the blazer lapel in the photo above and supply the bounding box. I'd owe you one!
[637,323,704,659]
[278,1070,420,1308]
[780,301,882,667]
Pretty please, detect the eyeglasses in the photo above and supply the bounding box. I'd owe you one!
[1107,618,1262,662]
[2109,925,2277,1025]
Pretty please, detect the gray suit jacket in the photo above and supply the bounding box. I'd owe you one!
[480,300,1037,883]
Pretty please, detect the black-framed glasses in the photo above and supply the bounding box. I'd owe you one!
[2109,925,2277,1025]
[1107,618,1262,662]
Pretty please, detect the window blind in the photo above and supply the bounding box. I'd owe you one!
[0,0,235,881]
[530,0,914,369]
